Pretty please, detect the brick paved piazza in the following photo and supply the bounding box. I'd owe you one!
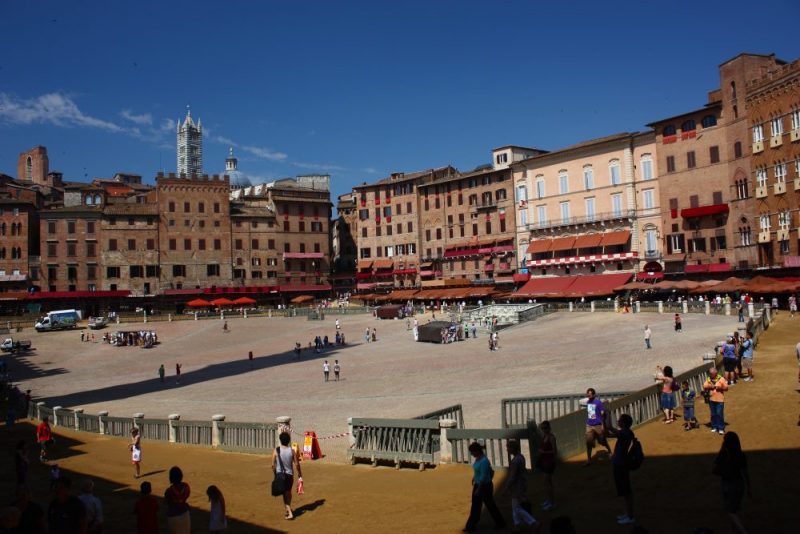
[17,311,735,446]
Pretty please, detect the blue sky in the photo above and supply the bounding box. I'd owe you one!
[1,0,798,206]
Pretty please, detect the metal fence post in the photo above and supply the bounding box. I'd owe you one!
[73,408,83,431]
[98,411,109,435]
[276,416,292,446]
[438,419,457,464]
[52,406,62,427]
[168,414,180,443]
[212,414,225,448]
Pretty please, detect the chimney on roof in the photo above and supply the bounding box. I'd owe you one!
[391,172,404,180]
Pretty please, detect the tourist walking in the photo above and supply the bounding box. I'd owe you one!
[222,321,229,333]
[471,322,477,338]
[48,476,88,534]
[364,328,370,343]
[323,361,330,382]
[789,295,796,317]
[712,432,751,534]
[722,336,738,385]
[206,485,227,532]
[680,380,698,430]
[740,332,754,382]
[336,319,341,330]
[272,432,303,520]
[608,414,636,525]
[134,481,159,534]
[674,313,682,332]
[737,302,745,322]
[129,428,142,479]
[463,442,506,532]
[334,360,341,381]
[79,479,104,534]
[175,363,182,385]
[644,325,652,349]
[503,440,538,530]
[164,466,191,533]
[703,368,729,434]
[36,415,52,463]
[655,365,676,423]
[158,364,165,383]
[584,388,611,466]
[537,421,557,511]
[371,327,377,342]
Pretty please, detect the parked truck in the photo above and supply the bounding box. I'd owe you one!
[35,309,82,332]
[1,338,32,353]
[88,316,108,330]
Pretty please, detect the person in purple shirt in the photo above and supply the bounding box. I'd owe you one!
[584,388,612,466]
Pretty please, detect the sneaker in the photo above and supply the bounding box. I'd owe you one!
[617,516,636,525]
[711,428,718,433]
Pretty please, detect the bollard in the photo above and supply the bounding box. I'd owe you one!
[347,417,356,451]
[748,303,754,318]
[221,311,225,321]
[168,313,172,322]
[658,301,664,314]
[211,414,226,448]
[133,413,145,430]
[194,312,198,321]
[590,301,595,312]
[438,419,457,464]
[36,401,46,421]
[73,408,83,431]
[568,302,574,312]
[168,414,180,443]
[143,310,148,323]
[244,310,248,319]
[614,300,619,313]
[635,301,641,313]
[276,416,292,446]
[98,411,109,435]
[724,303,731,316]
[704,301,711,315]
[682,301,688,314]
[763,304,771,321]
[52,406,63,427]
[268,309,272,318]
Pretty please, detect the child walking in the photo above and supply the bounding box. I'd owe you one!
[680,380,698,430]
[207,485,227,532]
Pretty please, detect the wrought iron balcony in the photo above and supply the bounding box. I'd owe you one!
[527,209,636,232]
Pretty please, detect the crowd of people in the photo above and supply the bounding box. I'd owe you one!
[102,330,158,348]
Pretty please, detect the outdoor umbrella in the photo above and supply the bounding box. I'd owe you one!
[210,297,235,306]
[232,296,257,305]
[187,298,212,307]
[290,295,314,304]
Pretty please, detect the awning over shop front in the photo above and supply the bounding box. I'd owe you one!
[514,273,632,298]
[549,236,577,252]
[680,203,729,218]
[513,276,576,298]
[279,283,332,292]
[574,234,603,249]
[372,259,394,270]
[684,263,731,274]
[527,240,552,254]
[599,230,631,247]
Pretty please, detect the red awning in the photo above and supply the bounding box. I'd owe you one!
[279,283,332,292]
[393,268,417,275]
[561,273,633,297]
[492,245,515,253]
[513,276,576,298]
[707,263,732,273]
[549,236,576,252]
[513,273,531,282]
[187,298,212,307]
[357,283,377,290]
[444,248,480,258]
[574,234,603,248]
[372,259,394,270]
[680,203,729,218]
[527,240,552,254]
[600,231,631,247]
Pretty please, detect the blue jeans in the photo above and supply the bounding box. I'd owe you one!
[709,401,725,431]
[645,338,651,349]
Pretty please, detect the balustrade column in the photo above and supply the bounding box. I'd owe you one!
[438,419,457,464]
[98,411,109,435]
[73,408,83,431]
[212,414,226,448]
[168,414,180,443]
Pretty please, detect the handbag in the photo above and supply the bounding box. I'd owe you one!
[271,447,290,496]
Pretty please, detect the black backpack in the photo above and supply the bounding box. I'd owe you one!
[627,437,644,471]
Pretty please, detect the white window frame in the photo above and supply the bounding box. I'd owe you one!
[740,228,751,247]
[643,189,654,210]
[753,124,764,142]
[641,156,653,180]
[585,197,595,221]
[609,160,621,185]
[558,173,569,194]
[756,168,768,187]
[645,229,657,253]
[611,193,622,216]
[516,184,528,202]
[386,245,394,257]
[519,208,528,227]
[670,234,682,253]
[560,201,570,223]
[759,214,771,231]
[535,177,545,199]
[771,116,783,137]
[775,162,787,183]
[583,166,594,190]
[778,211,791,229]
[792,109,800,131]
[537,205,547,225]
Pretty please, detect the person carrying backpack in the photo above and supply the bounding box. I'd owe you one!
[608,413,638,526]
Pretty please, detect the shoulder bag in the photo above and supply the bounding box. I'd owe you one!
[271,447,290,496]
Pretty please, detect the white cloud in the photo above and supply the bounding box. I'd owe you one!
[0,92,123,132]
[241,145,288,161]
[160,118,175,132]
[363,167,379,174]
[120,109,153,125]
[214,135,238,147]
[292,161,347,172]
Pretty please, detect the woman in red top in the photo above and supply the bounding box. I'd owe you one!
[164,466,191,533]
[36,416,52,462]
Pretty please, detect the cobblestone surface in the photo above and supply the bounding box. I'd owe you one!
[15,311,736,456]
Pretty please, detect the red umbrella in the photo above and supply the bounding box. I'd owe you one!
[187,298,212,307]
[210,297,235,306]
[232,296,257,305]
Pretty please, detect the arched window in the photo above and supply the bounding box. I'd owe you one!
[663,125,676,136]
[701,115,717,128]
[85,195,93,205]
[10,223,16,236]
[93,194,101,205]
[681,119,696,132]
[609,159,621,185]
[25,156,32,181]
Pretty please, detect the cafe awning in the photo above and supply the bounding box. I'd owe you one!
[574,234,603,249]
[527,240,552,254]
[549,236,577,252]
[599,230,631,247]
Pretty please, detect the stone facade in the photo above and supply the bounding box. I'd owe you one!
[40,206,104,292]
[101,203,161,294]
[649,53,785,274]
[16,146,49,186]
[0,184,40,290]
[745,58,800,266]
